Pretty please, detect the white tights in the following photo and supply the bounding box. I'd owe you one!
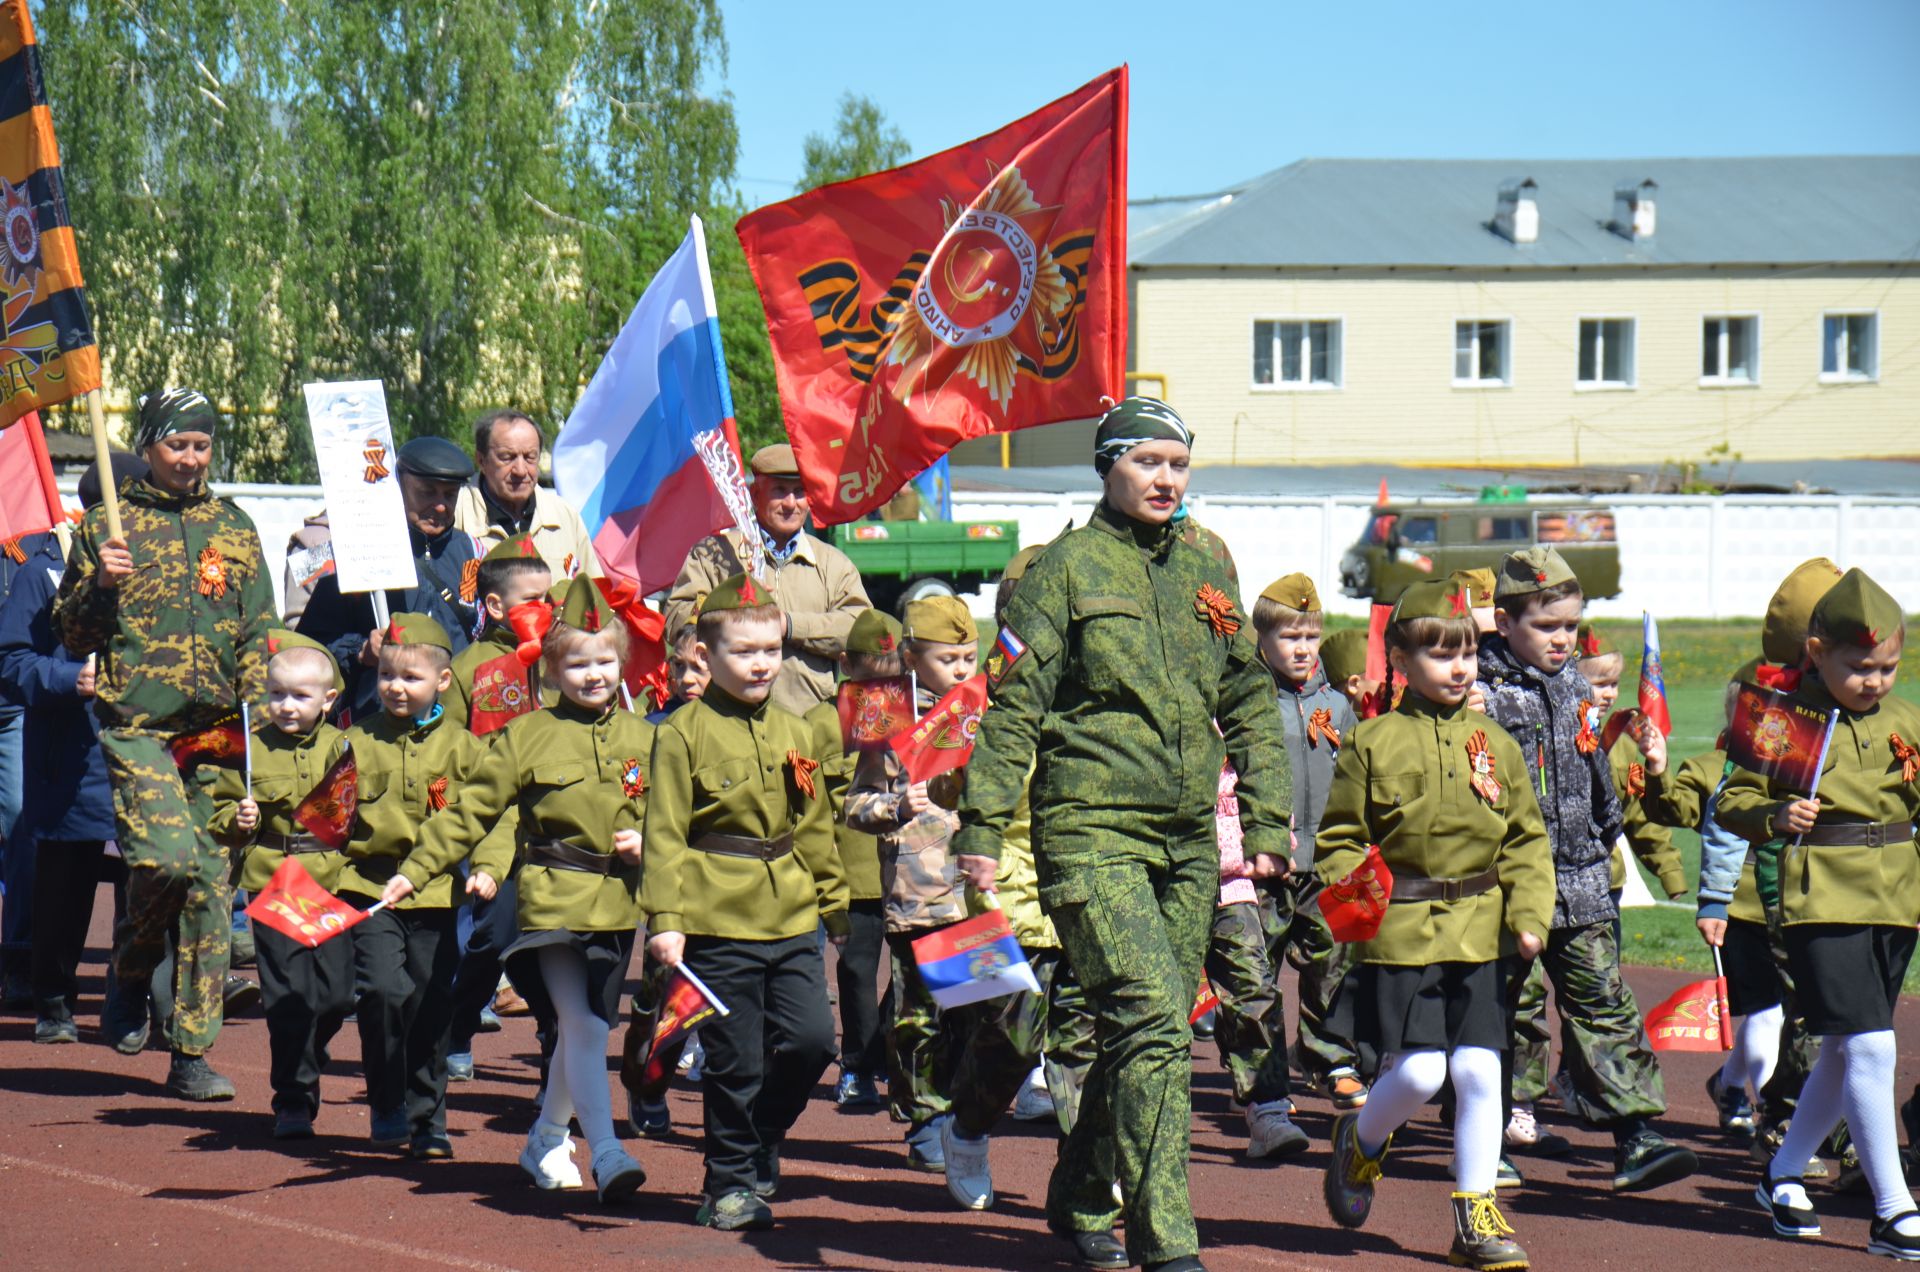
[536,945,620,1161]
[1771,1030,1916,1220]
[1719,1004,1783,1098]
[1354,1046,1503,1194]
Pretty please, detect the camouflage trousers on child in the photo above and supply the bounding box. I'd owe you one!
[1261,877,1363,1086]
[100,729,232,1057]
[948,947,1097,1138]
[1508,921,1664,1123]
[1206,901,1290,1106]
[885,929,960,1128]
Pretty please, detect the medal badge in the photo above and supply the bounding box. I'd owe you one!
[1576,700,1600,754]
[620,758,645,800]
[1466,730,1502,805]
[195,546,228,598]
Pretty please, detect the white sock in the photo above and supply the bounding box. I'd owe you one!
[538,945,621,1160]
[1836,1031,1919,1221]
[1355,1049,1448,1157]
[1449,1046,1503,1195]
[1739,1006,1784,1098]
[1772,1042,1846,1184]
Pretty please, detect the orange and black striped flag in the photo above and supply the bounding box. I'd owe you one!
[0,0,99,431]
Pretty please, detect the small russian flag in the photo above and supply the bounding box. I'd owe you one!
[1638,612,1672,737]
[912,906,1040,1009]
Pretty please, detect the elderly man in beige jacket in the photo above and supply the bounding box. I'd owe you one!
[664,443,871,715]
[453,408,601,581]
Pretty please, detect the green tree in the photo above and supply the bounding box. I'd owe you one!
[798,93,910,192]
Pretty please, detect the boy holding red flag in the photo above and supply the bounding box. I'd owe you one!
[1317,576,1552,1272]
[208,631,348,1138]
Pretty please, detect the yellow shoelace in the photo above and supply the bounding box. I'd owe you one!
[1465,1193,1516,1240]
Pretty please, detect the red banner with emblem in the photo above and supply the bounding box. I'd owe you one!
[244,856,371,948]
[737,68,1128,524]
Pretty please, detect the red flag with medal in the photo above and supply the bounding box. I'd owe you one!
[737,68,1128,525]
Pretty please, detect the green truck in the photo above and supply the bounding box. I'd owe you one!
[1338,497,1623,604]
[829,517,1022,615]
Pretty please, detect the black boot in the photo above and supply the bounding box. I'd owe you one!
[166,1051,236,1101]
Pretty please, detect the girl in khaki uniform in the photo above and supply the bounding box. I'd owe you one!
[1317,577,1553,1272]
[387,582,649,1204]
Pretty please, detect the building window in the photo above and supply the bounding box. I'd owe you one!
[1252,319,1341,389]
[1577,318,1635,388]
[1454,320,1510,386]
[1702,315,1758,384]
[1822,313,1878,381]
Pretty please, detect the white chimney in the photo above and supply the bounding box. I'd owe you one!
[1494,178,1539,245]
[1611,179,1657,241]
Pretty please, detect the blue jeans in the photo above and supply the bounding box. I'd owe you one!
[0,711,29,977]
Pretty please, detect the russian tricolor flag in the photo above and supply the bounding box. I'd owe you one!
[554,216,756,595]
[911,907,1040,1009]
[1638,611,1673,737]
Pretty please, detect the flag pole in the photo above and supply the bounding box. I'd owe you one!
[84,387,121,541]
[1710,943,1732,1053]
[241,702,253,800]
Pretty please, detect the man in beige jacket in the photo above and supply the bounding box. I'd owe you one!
[664,443,870,715]
[453,409,601,581]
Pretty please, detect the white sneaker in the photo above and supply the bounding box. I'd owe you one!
[941,1120,994,1210]
[519,1121,583,1189]
[1011,1068,1053,1122]
[1245,1098,1310,1160]
[1505,1103,1540,1149]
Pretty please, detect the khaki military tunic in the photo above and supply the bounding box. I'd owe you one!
[1314,693,1555,966]
[1607,734,1688,897]
[443,627,557,733]
[803,698,884,902]
[336,709,487,909]
[402,701,650,932]
[641,687,848,940]
[209,723,348,892]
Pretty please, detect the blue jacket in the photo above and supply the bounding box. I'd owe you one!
[0,531,115,841]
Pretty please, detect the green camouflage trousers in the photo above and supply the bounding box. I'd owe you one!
[1261,878,1361,1084]
[1037,825,1215,1267]
[885,929,960,1127]
[949,947,1096,1138]
[1206,901,1290,1105]
[1507,921,1664,1123]
[101,729,232,1056]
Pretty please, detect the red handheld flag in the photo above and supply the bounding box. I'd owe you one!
[167,712,249,771]
[890,675,990,786]
[1646,976,1728,1053]
[293,750,358,850]
[243,857,371,948]
[737,67,1128,524]
[1725,683,1836,795]
[636,966,729,1098]
[837,674,915,751]
[1318,845,1395,943]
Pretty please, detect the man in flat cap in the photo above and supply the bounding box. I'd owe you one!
[664,442,871,716]
[298,436,481,721]
[453,408,600,582]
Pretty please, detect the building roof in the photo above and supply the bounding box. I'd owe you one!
[1129,156,1920,270]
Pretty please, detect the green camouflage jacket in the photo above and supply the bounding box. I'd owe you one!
[56,478,275,732]
[957,499,1292,862]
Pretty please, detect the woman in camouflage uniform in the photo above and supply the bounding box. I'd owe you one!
[56,389,276,1101]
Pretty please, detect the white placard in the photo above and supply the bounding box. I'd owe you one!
[302,380,416,595]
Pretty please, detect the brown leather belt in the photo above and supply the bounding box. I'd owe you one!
[528,838,616,876]
[692,831,794,862]
[1802,820,1914,848]
[258,830,325,855]
[1390,868,1499,904]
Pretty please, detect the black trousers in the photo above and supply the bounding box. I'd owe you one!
[449,875,520,1054]
[684,932,836,1196]
[256,924,354,1117]
[31,839,125,1018]
[350,903,459,1136]
[836,899,886,1074]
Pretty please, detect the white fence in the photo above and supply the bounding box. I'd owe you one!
[69,480,1920,622]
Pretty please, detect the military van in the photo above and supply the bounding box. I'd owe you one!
[1338,499,1622,604]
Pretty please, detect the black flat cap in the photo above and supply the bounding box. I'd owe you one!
[396,435,475,481]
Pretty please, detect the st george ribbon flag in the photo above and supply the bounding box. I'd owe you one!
[553,214,760,595]
[738,67,1128,524]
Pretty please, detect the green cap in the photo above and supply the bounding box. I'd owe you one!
[1258,572,1321,613]
[546,578,573,608]
[846,609,902,656]
[384,611,452,653]
[903,596,976,647]
[1574,622,1618,660]
[699,572,777,615]
[1450,567,1497,609]
[1319,629,1369,684]
[265,628,343,691]
[558,575,615,633]
[1390,577,1473,625]
[483,533,543,564]
[1811,567,1904,650]
[1495,546,1578,600]
[1763,557,1844,666]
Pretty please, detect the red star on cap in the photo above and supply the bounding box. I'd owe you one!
[738,577,759,606]
[1534,570,1548,584]
[387,620,403,643]
[1448,586,1468,617]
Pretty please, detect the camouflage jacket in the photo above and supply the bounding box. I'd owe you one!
[56,478,275,733]
[847,693,966,932]
[956,499,1291,863]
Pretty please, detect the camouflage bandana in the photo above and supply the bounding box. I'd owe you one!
[135,388,219,450]
[1092,396,1194,475]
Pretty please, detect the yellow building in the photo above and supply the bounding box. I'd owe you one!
[1122,157,1919,467]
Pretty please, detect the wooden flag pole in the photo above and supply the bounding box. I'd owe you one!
[84,387,121,541]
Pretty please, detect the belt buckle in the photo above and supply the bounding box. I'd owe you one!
[1441,879,1464,903]
[1866,823,1886,848]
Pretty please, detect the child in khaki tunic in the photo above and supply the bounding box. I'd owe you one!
[1318,578,1553,1272]
[1675,568,1920,1258]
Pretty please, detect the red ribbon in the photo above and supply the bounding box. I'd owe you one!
[1753,663,1803,693]
[506,599,554,667]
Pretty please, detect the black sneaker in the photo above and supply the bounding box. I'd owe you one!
[166,1052,236,1101]
[411,1132,454,1159]
[1612,1129,1696,1192]
[222,975,261,1016]
[1869,1211,1920,1261]
[34,1015,79,1045]
[100,986,151,1055]
[273,1109,316,1140]
[1753,1167,1820,1238]
[696,1189,773,1231]
[1707,1070,1757,1138]
[627,1094,672,1139]
[752,1145,780,1199]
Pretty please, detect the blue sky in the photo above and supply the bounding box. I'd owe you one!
[720,0,1920,206]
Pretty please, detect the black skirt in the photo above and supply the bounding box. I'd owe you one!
[1329,958,1513,1054]
[1784,923,1916,1036]
[503,928,636,1028]
[1721,917,1782,1017]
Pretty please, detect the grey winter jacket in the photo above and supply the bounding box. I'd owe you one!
[1277,663,1358,871]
